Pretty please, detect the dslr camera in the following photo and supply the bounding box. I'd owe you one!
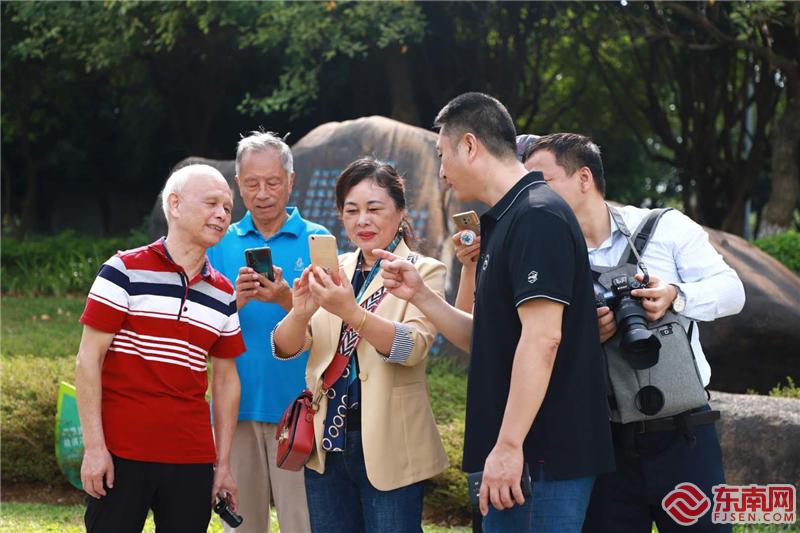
[595,275,661,368]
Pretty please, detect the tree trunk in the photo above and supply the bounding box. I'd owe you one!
[758,76,800,238]
[384,47,421,127]
[19,134,40,236]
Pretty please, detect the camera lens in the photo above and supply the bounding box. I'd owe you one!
[635,385,665,416]
[616,297,661,368]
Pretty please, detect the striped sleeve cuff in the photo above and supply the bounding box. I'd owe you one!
[384,322,415,364]
[271,323,311,361]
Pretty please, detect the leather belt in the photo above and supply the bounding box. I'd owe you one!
[618,410,721,434]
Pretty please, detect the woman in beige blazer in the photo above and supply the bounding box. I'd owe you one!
[272,158,448,533]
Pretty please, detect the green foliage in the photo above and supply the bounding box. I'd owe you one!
[753,231,800,274]
[427,417,470,523]
[768,376,800,399]
[238,1,426,118]
[1,230,147,296]
[0,355,75,483]
[427,356,468,424]
[0,297,85,358]
[426,356,470,522]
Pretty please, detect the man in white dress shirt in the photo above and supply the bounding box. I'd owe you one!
[523,133,745,533]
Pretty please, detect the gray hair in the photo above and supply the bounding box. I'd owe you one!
[161,164,227,220]
[235,131,293,176]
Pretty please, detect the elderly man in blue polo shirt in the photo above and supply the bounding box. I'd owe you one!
[207,131,329,533]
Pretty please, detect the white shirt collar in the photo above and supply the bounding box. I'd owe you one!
[589,209,620,253]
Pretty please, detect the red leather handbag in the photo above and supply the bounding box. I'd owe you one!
[274,256,411,471]
[275,389,316,471]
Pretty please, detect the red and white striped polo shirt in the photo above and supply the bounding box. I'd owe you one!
[80,239,245,464]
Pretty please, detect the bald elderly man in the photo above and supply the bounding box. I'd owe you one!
[76,164,246,532]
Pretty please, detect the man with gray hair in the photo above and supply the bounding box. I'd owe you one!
[76,164,245,531]
[207,131,328,532]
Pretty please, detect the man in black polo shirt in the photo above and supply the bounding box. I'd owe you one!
[376,92,614,532]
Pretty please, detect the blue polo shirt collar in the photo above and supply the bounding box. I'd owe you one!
[234,207,304,239]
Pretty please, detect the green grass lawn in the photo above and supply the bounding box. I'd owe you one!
[0,296,85,358]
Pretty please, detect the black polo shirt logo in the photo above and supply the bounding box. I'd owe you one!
[527,270,538,284]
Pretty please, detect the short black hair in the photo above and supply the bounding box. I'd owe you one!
[433,92,517,160]
[523,133,606,195]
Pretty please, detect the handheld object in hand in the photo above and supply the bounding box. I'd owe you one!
[309,235,338,274]
[452,210,480,235]
[244,247,275,282]
[214,494,243,528]
[460,230,477,246]
[467,463,532,508]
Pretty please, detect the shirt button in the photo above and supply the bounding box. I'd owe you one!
[358,372,368,382]
[183,307,188,312]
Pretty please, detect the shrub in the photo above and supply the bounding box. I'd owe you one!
[753,231,800,274]
[426,356,470,523]
[427,417,470,524]
[1,229,147,296]
[769,376,800,399]
[1,355,75,483]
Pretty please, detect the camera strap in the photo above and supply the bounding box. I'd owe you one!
[607,205,671,284]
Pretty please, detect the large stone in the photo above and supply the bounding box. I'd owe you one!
[710,391,800,487]
[702,231,800,393]
[148,116,800,391]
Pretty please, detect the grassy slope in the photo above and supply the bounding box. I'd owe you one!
[1,296,85,358]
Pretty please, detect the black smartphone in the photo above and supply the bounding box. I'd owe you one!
[214,494,243,528]
[244,247,275,282]
[467,463,532,508]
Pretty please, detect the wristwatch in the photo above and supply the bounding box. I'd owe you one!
[670,284,686,313]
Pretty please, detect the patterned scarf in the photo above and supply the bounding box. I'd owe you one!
[320,233,402,452]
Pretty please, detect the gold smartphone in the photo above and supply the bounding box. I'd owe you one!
[452,210,480,235]
[309,234,339,273]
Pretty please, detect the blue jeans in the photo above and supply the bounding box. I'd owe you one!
[583,405,731,533]
[482,464,595,533]
[304,431,424,533]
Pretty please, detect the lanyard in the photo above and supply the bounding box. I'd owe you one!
[345,232,403,385]
[353,232,403,302]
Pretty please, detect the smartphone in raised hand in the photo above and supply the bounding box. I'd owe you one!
[452,210,480,235]
[244,247,275,282]
[308,235,338,274]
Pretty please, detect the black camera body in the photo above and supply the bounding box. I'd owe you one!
[595,275,661,368]
[214,496,243,528]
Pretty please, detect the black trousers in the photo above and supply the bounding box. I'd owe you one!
[85,455,214,533]
[583,406,731,533]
